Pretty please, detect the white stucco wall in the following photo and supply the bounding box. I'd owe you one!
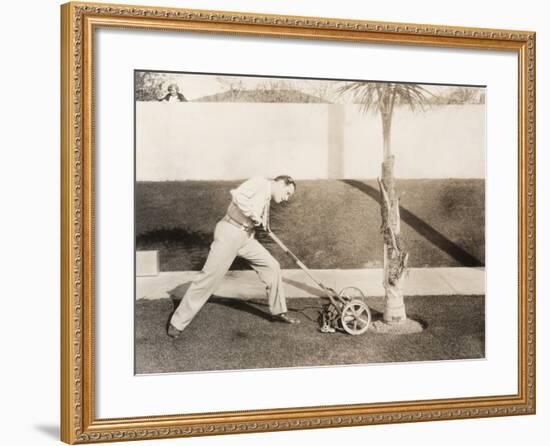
[343,104,486,178]
[136,102,485,180]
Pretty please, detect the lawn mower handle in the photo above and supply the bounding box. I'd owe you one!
[266,230,338,298]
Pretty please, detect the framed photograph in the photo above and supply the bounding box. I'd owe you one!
[61,1,536,444]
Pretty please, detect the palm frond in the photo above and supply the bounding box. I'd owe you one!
[393,84,434,111]
[337,81,382,114]
[337,81,433,113]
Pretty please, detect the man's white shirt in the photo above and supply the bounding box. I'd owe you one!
[230,177,271,226]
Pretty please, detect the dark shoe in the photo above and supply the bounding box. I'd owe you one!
[167,323,182,339]
[272,313,300,324]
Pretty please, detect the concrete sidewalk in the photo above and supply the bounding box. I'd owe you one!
[137,267,485,300]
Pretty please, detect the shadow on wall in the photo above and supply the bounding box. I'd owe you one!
[341,180,483,267]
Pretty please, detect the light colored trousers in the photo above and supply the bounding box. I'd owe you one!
[170,220,287,331]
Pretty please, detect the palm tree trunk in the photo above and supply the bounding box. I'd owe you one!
[379,117,408,323]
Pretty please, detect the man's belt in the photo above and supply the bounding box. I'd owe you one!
[223,215,254,232]
[226,202,255,226]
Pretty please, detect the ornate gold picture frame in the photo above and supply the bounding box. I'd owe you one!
[61,2,535,443]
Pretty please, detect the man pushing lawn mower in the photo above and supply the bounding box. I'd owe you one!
[167,175,300,339]
[167,175,371,339]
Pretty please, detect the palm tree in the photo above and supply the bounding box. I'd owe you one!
[338,82,433,323]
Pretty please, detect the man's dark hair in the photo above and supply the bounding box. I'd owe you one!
[274,175,296,191]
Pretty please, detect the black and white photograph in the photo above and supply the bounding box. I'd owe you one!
[134,70,486,374]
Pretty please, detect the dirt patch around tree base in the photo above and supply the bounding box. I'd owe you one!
[371,318,424,334]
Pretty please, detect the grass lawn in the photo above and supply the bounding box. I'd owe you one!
[135,294,485,374]
[136,179,485,271]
